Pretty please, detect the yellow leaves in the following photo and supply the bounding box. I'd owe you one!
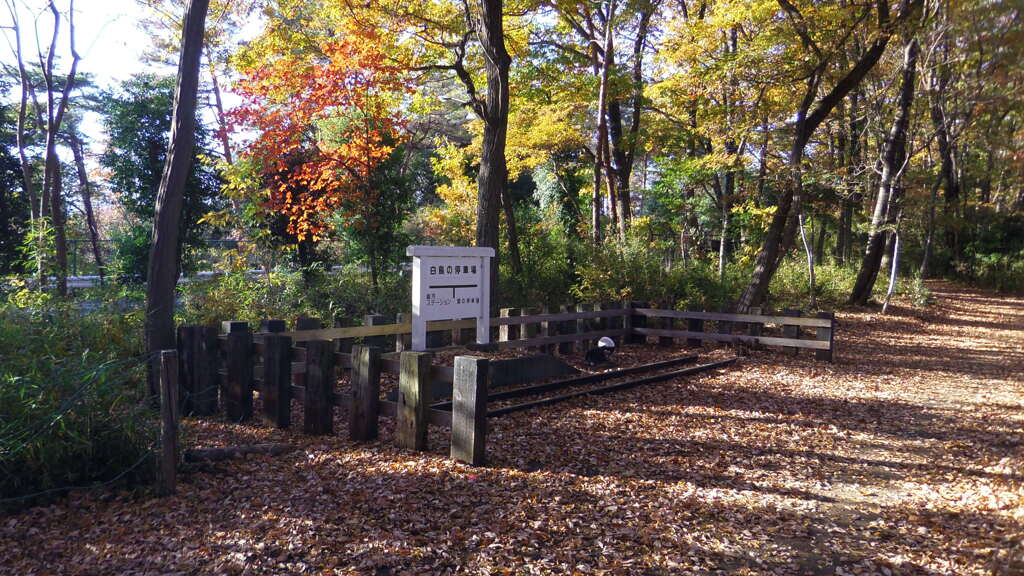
[420,139,478,245]
[506,102,588,180]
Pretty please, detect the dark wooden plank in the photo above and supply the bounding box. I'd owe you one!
[396,351,431,451]
[782,309,802,356]
[576,303,593,350]
[303,340,334,435]
[258,319,287,333]
[451,356,488,466]
[262,334,292,429]
[747,306,764,350]
[657,301,675,347]
[627,301,646,344]
[333,317,355,354]
[558,305,575,355]
[816,311,835,362]
[631,328,830,350]
[632,308,833,328]
[539,306,555,355]
[349,345,382,441]
[158,350,178,496]
[224,324,254,423]
[488,358,738,417]
[686,306,704,348]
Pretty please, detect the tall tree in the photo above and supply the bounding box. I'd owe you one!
[849,34,919,304]
[144,0,209,395]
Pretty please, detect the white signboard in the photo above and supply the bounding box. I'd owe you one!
[408,245,494,351]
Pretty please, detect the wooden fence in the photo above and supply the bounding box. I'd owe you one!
[173,304,835,468]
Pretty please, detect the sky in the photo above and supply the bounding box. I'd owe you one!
[1,1,259,174]
[1,0,165,88]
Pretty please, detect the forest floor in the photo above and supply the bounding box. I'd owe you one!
[2,281,1022,575]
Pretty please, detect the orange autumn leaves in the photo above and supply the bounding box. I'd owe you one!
[228,27,407,242]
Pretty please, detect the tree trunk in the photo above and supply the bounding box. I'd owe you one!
[145,0,210,397]
[850,37,918,305]
[70,131,105,282]
[500,186,523,278]
[919,171,941,278]
[474,0,511,306]
[206,51,232,165]
[48,159,68,296]
[799,210,816,308]
[37,0,80,296]
[593,0,616,243]
[881,224,901,315]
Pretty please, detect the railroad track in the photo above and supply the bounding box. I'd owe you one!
[431,355,737,418]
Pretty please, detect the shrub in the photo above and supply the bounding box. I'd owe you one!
[177,265,410,326]
[0,299,153,509]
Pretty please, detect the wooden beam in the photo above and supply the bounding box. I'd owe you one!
[451,356,488,466]
[396,351,431,451]
[632,308,832,328]
[349,345,381,441]
[303,339,334,435]
[631,328,830,350]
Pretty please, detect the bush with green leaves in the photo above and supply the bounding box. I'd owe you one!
[0,297,153,509]
[177,265,410,327]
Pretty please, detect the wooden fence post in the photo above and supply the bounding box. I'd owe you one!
[293,316,321,392]
[295,316,322,331]
[303,339,335,435]
[782,309,803,356]
[349,345,382,441]
[558,305,575,355]
[658,301,675,347]
[627,301,647,344]
[686,306,704,348]
[396,313,411,352]
[717,308,734,348]
[158,349,178,496]
[177,325,217,414]
[539,306,555,354]
[333,317,355,354]
[816,312,835,362]
[397,351,431,451]
[259,319,286,333]
[364,314,388,349]
[451,356,488,466]
[262,334,292,429]
[499,308,518,342]
[576,303,593,349]
[747,307,764,350]
[223,322,253,422]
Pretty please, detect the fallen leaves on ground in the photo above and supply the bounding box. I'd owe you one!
[1,281,1021,575]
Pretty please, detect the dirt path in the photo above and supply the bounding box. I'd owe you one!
[1,282,1021,575]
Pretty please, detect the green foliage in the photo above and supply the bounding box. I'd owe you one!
[99,74,222,252]
[177,265,411,326]
[108,224,153,285]
[0,298,151,508]
[569,232,746,310]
